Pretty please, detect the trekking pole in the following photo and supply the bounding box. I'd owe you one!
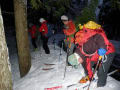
[52,30,56,50]
[59,41,63,62]
[39,33,42,56]
[87,56,103,90]
[63,45,69,79]
[59,41,62,56]
[53,38,56,50]
[108,69,120,76]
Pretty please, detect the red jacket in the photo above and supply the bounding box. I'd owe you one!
[75,27,115,78]
[39,21,48,36]
[63,20,76,43]
[29,25,37,38]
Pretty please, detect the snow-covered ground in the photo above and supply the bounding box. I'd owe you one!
[8,34,120,90]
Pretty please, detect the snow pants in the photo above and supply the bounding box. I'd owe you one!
[64,41,75,66]
[41,35,50,54]
[64,41,75,56]
[82,53,115,87]
[97,53,115,87]
[32,38,37,49]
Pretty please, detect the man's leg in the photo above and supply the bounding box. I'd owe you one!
[63,40,68,52]
[97,53,115,87]
[43,37,50,54]
[67,43,75,66]
[68,43,75,56]
[32,38,37,49]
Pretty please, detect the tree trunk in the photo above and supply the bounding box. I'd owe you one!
[0,7,13,90]
[13,0,31,77]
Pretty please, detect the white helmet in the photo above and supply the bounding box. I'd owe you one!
[39,18,45,23]
[61,15,68,21]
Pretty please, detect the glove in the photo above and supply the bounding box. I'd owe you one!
[98,48,106,56]
[68,54,79,66]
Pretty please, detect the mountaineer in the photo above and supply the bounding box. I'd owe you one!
[61,15,76,57]
[68,21,115,87]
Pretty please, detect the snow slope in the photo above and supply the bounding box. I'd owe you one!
[10,43,120,90]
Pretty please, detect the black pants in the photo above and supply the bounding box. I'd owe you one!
[32,38,37,49]
[41,35,50,54]
[63,41,75,56]
[82,53,115,87]
[63,41,75,66]
[97,53,115,87]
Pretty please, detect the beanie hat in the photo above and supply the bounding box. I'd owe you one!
[61,15,68,21]
[39,18,45,23]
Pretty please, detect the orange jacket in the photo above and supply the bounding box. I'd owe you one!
[63,20,76,43]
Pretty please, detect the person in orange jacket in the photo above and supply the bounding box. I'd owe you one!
[28,23,38,51]
[39,18,50,54]
[61,15,76,56]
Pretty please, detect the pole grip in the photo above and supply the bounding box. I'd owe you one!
[99,56,102,60]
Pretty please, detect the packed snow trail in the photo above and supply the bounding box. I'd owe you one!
[10,44,120,90]
[13,45,83,90]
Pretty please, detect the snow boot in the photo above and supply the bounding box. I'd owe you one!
[79,76,90,83]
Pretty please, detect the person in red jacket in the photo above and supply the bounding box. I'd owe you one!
[61,15,76,57]
[28,23,38,50]
[39,18,50,54]
[68,21,115,87]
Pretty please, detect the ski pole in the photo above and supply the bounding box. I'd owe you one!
[63,63,67,79]
[53,37,56,50]
[63,45,69,79]
[59,41,63,62]
[107,69,120,76]
[52,31,56,50]
[87,55,103,90]
[60,41,63,55]
[39,34,42,56]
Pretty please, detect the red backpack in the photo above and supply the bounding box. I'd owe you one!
[75,26,115,55]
